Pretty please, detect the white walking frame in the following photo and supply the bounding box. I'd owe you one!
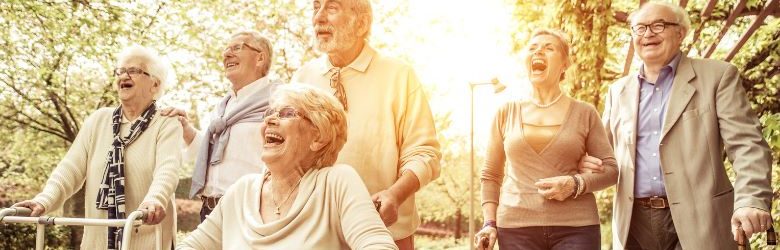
[0,207,162,250]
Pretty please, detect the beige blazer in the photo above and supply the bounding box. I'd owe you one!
[602,56,773,249]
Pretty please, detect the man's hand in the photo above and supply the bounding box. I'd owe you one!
[578,154,603,174]
[731,207,772,242]
[371,189,401,226]
[535,176,576,201]
[474,225,497,250]
[159,107,196,144]
[11,200,45,216]
[138,201,166,225]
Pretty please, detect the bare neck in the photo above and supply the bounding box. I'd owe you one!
[327,40,365,68]
[121,99,152,121]
[531,83,563,104]
[267,167,305,196]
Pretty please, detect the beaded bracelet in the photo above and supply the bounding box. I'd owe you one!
[570,175,580,199]
[483,220,497,229]
[574,174,585,198]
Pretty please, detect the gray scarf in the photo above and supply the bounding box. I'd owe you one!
[189,82,274,198]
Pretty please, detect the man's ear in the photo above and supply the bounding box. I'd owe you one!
[356,16,369,38]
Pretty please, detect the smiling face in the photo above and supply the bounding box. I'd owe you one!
[631,4,685,66]
[115,59,159,105]
[260,101,323,170]
[223,34,265,87]
[311,0,365,53]
[524,34,569,85]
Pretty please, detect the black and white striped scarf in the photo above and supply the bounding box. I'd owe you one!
[96,101,156,250]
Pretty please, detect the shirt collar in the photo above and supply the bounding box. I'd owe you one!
[230,76,269,100]
[317,44,376,75]
[638,52,682,83]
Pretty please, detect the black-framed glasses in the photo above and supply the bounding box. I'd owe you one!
[264,107,308,120]
[224,42,263,54]
[113,67,151,77]
[631,21,679,36]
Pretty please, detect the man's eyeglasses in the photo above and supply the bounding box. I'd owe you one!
[264,107,308,120]
[224,42,263,54]
[113,67,151,77]
[631,21,679,36]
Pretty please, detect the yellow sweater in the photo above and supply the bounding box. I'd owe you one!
[32,108,182,249]
[178,165,397,250]
[292,45,441,240]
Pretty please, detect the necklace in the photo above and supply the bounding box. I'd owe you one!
[266,173,303,216]
[531,92,564,108]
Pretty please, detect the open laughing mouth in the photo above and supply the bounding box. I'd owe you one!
[531,58,547,75]
[264,132,285,147]
[224,62,239,70]
[119,81,134,90]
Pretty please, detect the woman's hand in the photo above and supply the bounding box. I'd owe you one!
[534,176,575,201]
[138,201,166,225]
[474,226,497,250]
[11,200,45,216]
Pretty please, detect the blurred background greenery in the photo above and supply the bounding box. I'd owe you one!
[0,0,777,249]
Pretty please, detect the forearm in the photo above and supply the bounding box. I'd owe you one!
[387,170,420,204]
[481,202,498,222]
[580,158,618,193]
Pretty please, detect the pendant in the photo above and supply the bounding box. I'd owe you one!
[274,207,281,215]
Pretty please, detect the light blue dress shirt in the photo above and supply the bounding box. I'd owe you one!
[634,53,681,198]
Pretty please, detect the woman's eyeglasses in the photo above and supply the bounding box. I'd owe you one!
[113,67,151,77]
[264,107,308,120]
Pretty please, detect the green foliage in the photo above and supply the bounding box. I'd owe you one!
[0,223,72,250]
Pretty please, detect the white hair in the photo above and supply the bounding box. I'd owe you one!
[231,30,274,76]
[116,45,175,99]
[629,1,691,37]
[351,0,373,39]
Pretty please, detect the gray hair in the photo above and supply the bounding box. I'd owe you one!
[116,45,174,99]
[629,1,691,37]
[351,0,373,39]
[231,30,274,76]
[271,84,348,170]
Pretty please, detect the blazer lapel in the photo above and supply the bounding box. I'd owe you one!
[661,56,696,141]
[619,75,640,166]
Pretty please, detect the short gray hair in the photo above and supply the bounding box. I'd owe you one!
[231,30,273,76]
[629,1,691,36]
[351,0,373,39]
[116,45,174,99]
[270,84,348,170]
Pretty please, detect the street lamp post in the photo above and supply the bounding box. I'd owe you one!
[468,78,505,249]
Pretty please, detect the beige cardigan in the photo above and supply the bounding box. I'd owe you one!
[178,165,397,250]
[481,100,618,228]
[32,108,182,249]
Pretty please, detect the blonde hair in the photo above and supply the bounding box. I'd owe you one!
[116,45,175,99]
[528,28,572,80]
[271,84,348,169]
